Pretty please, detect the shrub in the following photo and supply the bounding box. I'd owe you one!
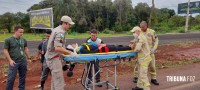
[102,28,115,34]
[112,24,123,32]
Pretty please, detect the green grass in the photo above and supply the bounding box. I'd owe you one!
[0,29,199,41]
[66,32,132,39]
[156,59,200,69]
[156,26,200,34]
[0,32,132,41]
[0,33,45,41]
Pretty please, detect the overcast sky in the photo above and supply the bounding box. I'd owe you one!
[0,0,42,15]
[0,0,199,15]
[132,0,199,14]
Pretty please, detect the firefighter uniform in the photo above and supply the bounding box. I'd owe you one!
[45,25,66,90]
[143,28,158,79]
[133,28,159,80]
[131,27,152,90]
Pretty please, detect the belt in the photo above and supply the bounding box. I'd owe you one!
[52,55,60,58]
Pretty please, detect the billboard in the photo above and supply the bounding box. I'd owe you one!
[29,8,53,29]
[178,1,200,14]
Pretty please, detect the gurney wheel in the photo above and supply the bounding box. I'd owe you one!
[67,71,73,77]
[63,65,69,71]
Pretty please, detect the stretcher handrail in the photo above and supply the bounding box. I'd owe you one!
[63,50,134,56]
[63,50,137,62]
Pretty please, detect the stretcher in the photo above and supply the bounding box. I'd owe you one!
[63,50,137,90]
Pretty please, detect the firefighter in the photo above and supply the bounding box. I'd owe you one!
[131,26,152,90]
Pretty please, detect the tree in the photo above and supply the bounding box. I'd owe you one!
[112,0,134,32]
[14,12,26,25]
[27,0,57,11]
[113,0,133,25]
[193,15,200,24]
[0,12,15,33]
[168,16,185,27]
[134,3,151,24]
[13,12,30,32]
[54,0,77,24]
[94,16,103,31]
[27,4,42,11]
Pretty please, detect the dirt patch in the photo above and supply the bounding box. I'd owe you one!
[156,42,200,61]
[1,42,200,90]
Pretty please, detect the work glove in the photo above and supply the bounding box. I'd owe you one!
[74,43,78,52]
[67,43,78,52]
[67,45,75,51]
[70,52,78,58]
[150,48,156,54]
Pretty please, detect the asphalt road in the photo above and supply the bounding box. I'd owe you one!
[0,33,200,56]
[65,62,200,90]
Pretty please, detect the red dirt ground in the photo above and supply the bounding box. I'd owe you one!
[1,42,200,90]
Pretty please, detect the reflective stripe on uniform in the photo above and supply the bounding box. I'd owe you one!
[149,72,156,75]
[137,80,150,87]
[140,56,152,67]
[147,29,155,34]
[144,82,150,87]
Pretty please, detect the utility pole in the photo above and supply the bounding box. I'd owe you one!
[185,0,190,33]
[148,0,155,28]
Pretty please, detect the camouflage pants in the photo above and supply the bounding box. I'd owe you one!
[46,58,65,90]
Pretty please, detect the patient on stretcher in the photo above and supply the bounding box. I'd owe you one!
[66,42,135,54]
[63,42,136,76]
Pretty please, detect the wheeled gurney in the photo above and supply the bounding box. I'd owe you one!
[63,50,137,90]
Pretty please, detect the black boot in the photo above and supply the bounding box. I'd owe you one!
[40,81,45,90]
[133,77,138,83]
[151,79,159,85]
[132,87,143,90]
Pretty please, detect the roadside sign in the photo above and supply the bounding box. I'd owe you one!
[29,8,53,29]
[178,1,200,14]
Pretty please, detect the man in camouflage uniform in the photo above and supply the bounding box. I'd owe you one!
[45,15,78,90]
[130,26,152,90]
[133,21,159,86]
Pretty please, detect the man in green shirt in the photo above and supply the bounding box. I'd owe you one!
[3,26,31,90]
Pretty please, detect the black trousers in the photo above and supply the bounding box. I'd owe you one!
[86,60,100,81]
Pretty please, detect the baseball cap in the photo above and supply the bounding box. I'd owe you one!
[61,15,75,25]
[130,26,141,33]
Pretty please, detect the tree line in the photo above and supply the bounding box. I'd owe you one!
[0,0,200,33]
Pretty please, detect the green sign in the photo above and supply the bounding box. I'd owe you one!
[178,1,200,14]
[29,8,53,29]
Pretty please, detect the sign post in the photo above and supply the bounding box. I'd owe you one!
[178,1,200,33]
[178,1,200,14]
[185,0,190,33]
